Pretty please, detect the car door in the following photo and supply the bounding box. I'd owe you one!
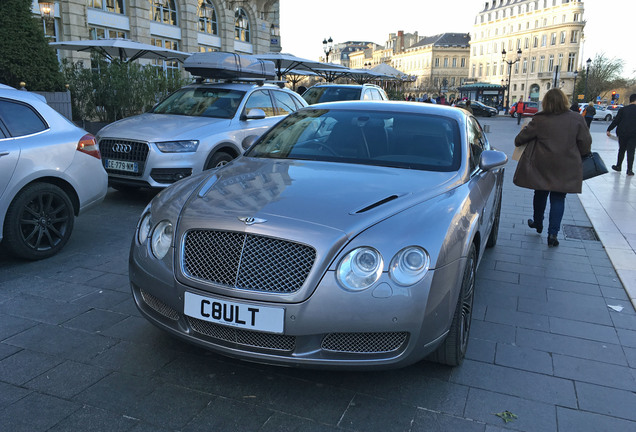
[236,89,280,143]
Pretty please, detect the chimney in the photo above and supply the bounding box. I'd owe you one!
[397,30,404,53]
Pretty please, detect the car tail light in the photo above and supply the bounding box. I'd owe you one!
[77,134,101,159]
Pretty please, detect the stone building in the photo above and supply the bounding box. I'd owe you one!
[469,0,585,106]
[391,33,471,99]
[33,0,281,66]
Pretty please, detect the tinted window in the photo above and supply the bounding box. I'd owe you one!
[151,87,245,118]
[247,109,461,172]
[245,90,275,117]
[271,91,298,115]
[302,87,362,104]
[0,99,47,137]
[467,117,486,171]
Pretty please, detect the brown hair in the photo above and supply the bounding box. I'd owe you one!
[541,88,570,114]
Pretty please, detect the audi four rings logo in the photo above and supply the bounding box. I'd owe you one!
[112,143,132,153]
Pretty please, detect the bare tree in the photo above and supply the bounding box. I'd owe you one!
[576,53,624,101]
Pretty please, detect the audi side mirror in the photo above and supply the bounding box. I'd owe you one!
[241,108,266,121]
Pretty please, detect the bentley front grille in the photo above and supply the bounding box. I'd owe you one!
[140,289,180,321]
[182,230,316,293]
[99,138,149,177]
[321,332,409,353]
[187,317,295,351]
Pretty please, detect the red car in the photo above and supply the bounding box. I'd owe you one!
[509,101,539,117]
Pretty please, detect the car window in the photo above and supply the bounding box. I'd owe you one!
[246,109,461,172]
[272,91,299,116]
[362,90,373,101]
[0,99,47,137]
[151,87,245,119]
[245,90,275,117]
[302,87,362,104]
[467,117,486,171]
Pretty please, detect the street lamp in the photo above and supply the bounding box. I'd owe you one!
[501,48,522,111]
[322,37,333,63]
[572,70,579,101]
[38,0,54,19]
[584,57,592,102]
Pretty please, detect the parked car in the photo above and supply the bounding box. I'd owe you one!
[301,84,388,105]
[129,101,508,369]
[578,103,615,121]
[0,86,107,260]
[509,101,539,117]
[455,100,498,117]
[96,81,307,190]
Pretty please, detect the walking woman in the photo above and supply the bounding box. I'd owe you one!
[513,88,592,247]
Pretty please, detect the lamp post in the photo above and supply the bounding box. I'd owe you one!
[572,70,579,101]
[584,58,592,102]
[38,0,54,19]
[322,37,333,63]
[501,48,522,112]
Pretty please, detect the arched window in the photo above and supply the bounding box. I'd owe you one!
[235,8,250,42]
[150,0,177,26]
[197,0,217,34]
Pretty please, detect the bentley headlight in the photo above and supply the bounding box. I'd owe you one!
[337,247,383,291]
[389,246,430,286]
[155,140,199,153]
[137,212,152,245]
[151,220,173,259]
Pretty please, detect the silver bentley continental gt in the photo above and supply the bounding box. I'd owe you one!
[129,101,507,369]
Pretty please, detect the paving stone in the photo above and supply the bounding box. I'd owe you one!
[49,267,107,284]
[0,313,36,340]
[412,409,486,432]
[518,297,612,326]
[466,337,496,363]
[100,315,164,343]
[259,413,342,432]
[610,312,636,330]
[0,293,91,326]
[48,405,138,432]
[73,372,159,415]
[600,285,630,300]
[0,392,79,432]
[470,320,517,344]
[552,354,636,391]
[85,272,131,291]
[475,290,518,310]
[556,406,636,432]
[477,279,547,301]
[516,328,626,365]
[0,349,61,385]
[338,394,417,432]
[4,323,118,362]
[494,261,546,277]
[616,328,636,348]
[450,360,576,408]
[25,360,110,399]
[519,274,602,297]
[183,396,275,432]
[494,343,553,375]
[548,317,620,344]
[0,343,21,361]
[575,381,636,421]
[476,268,520,284]
[70,288,131,310]
[485,306,550,331]
[62,308,128,333]
[464,388,556,432]
[624,347,636,369]
[0,381,30,410]
[89,340,179,376]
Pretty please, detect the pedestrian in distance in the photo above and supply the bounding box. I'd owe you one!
[582,100,596,128]
[516,98,525,125]
[462,99,473,114]
[513,88,592,247]
[570,100,580,112]
[606,93,636,176]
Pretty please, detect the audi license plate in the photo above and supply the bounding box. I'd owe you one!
[184,292,284,333]
[106,159,138,173]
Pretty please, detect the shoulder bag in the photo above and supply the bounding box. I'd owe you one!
[582,152,608,180]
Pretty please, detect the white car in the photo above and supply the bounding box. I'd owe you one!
[593,106,615,121]
[96,82,307,190]
[0,87,108,260]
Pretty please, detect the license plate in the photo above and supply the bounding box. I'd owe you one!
[184,292,284,333]
[106,159,138,173]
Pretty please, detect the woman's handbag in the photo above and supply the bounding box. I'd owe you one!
[582,152,608,180]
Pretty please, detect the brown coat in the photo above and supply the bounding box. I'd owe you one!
[513,111,592,193]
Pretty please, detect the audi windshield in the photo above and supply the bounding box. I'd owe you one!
[151,88,246,119]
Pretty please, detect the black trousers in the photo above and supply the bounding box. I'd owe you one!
[585,117,593,128]
[616,135,636,172]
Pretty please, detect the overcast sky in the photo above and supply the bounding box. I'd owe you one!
[279,0,634,78]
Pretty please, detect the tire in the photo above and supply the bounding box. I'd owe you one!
[3,183,75,260]
[486,189,502,248]
[204,151,234,170]
[605,115,612,121]
[429,243,476,366]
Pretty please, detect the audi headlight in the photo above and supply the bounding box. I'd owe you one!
[389,246,430,286]
[137,212,152,245]
[151,220,173,259]
[337,247,383,291]
[155,140,199,153]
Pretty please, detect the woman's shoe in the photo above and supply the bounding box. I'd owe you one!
[547,234,559,247]
[528,219,543,233]
[611,165,621,172]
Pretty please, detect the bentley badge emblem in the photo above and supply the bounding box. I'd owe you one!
[238,217,267,225]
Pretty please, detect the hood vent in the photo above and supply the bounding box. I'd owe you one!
[353,195,399,214]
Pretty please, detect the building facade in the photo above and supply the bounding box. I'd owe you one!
[392,33,471,99]
[34,0,281,64]
[470,0,585,106]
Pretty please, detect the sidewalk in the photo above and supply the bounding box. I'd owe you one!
[579,129,636,309]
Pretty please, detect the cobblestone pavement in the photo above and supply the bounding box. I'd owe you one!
[0,117,635,432]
